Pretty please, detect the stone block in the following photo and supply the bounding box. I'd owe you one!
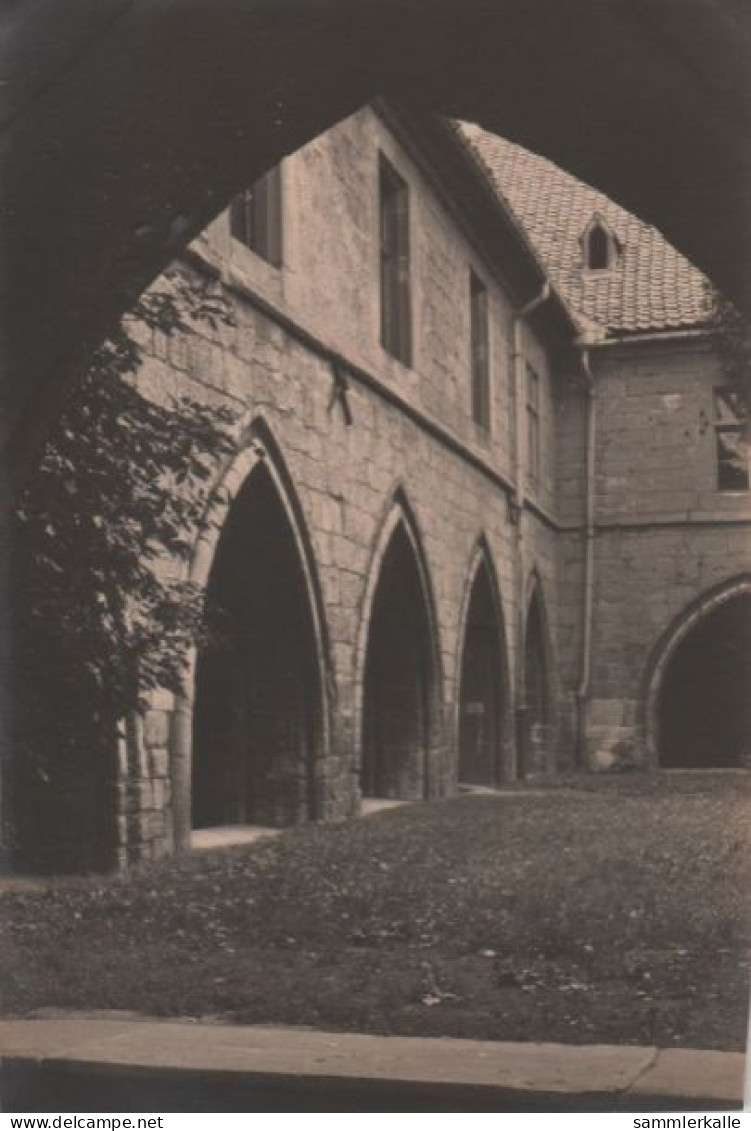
[621,699,638,727]
[588,701,624,728]
[148,688,175,711]
[587,724,643,772]
[150,747,170,780]
[141,811,166,840]
[143,710,170,749]
[151,779,168,812]
[122,780,153,815]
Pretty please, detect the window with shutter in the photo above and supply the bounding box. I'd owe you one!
[526,364,541,492]
[379,156,412,365]
[470,272,490,430]
[230,164,283,267]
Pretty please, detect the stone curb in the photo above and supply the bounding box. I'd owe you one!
[0,1018,744,1111]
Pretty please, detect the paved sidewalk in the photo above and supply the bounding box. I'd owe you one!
[189,793,566,854]
[190,800,411,852]
[0,1017,744,1112]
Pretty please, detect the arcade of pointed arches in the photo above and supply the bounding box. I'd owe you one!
[167,445,567,838]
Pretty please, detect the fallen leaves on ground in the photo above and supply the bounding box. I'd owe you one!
[1,771,748,1049]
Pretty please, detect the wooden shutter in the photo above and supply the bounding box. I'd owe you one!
[262,164,283,267]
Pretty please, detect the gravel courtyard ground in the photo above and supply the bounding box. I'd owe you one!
[1,771,748,1050]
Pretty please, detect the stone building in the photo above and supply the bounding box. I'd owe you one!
[16,100,751,869]
[121,101,579,866]
[463,126,751,774]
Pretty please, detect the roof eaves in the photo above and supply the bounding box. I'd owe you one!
[374,100,579,344]
[459,122,712,338]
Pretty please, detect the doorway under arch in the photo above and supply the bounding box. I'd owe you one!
[191,459,324,828]
[458,555,509,786]
[361,522,439,801]
[653,589,751,769]
[520,586,553,778]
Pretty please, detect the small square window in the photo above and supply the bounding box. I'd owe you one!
[230,164,282,266]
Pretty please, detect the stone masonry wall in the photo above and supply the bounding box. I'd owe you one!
[585,340,751,767]
[91,109,751,866]
[552,374,590,765]
[120,107,567,863]
[115,712,173,868]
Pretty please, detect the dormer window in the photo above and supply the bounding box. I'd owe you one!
[582,215,619,272]
[588,224,610,270]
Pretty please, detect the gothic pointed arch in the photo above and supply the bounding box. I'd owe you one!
[520,571,555,777]
[580,212,620,272]
[456,538,511,787]
[174,420,330,836]
[643,575,751,768]
[357,490,442,801]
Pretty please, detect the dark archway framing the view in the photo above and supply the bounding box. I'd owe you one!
[6,2,751,493]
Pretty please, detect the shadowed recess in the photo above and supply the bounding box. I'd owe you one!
[657,592,751,769]
[192,462,322,828]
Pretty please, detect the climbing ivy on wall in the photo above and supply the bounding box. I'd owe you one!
[11,270,238,870]
[707,286,751,434]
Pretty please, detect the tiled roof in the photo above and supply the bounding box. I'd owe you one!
[459,123,710,338]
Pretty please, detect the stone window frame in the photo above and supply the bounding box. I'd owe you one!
[378,153,413,367]
[525,361,540,493]
[469,269,491,433]
[580,212,620,274]
[229,163,284,267]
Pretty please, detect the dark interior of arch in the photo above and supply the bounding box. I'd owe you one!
[192,461,321,828]
[458,563,505,786]
[587,224,610,271]
[521,595,551,778]
[657,592,751,769]
[362,524,435,800]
